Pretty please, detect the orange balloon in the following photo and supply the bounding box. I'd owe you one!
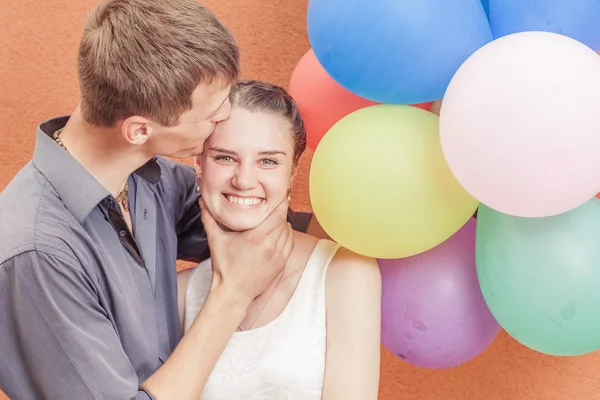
[289,48,433,149]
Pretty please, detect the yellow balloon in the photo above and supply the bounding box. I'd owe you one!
[309,104,479,258]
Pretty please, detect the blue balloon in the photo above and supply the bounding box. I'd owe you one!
[490,0,600,51]
[481,0,490,20]
[307,0,492,104]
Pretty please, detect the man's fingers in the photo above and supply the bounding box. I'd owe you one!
[199,198,220,237]
[274,221,290,253]
[281,224,294,261]
[255,198,289,237]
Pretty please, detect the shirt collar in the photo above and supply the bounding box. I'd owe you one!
[32,115,162,223]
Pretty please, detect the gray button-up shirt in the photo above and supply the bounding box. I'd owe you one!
[0,116,311,400]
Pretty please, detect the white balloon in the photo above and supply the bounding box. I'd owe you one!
[440,31,600,217]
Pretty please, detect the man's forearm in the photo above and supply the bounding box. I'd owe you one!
[140,285,246,400]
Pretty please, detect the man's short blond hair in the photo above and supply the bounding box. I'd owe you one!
[78,0,239,128]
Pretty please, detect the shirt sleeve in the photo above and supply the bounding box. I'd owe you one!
[0,251,156,400]
[287,209,313,233]
[157,158,314,263]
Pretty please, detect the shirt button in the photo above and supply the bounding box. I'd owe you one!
[119,230,127,237]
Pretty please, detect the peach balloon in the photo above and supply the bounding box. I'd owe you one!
[440,32,600,217]
[289,49,432,149]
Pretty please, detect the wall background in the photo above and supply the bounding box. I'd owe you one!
[1,1,599,399]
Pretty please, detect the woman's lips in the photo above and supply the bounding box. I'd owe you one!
[223,193,265,207]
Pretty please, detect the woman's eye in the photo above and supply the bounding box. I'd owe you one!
[215,155,234,162]
[261,159,278,165]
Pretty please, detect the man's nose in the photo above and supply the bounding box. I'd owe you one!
[211,99,231,123]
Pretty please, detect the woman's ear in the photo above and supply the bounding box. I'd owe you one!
[287,167,298,201]
[194,156,204,176]
[194,157,203,192]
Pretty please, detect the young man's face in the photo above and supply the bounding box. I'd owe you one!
[146,82,232,159]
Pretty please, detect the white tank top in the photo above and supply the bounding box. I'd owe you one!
[184,239,341,400]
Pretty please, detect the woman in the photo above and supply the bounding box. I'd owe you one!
[177,80,381,399]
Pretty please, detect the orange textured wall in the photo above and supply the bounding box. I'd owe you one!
[1,1,599,400]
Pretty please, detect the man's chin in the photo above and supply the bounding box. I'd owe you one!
[169,145,204,160]
[164,151,197,160]
[190,148,204,158]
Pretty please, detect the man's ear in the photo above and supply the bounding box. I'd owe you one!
[121,115,153,145]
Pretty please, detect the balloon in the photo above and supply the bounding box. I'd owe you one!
[490,0,600,51]
[307,0,492,104]
[289,49,432,150]
[439,31,600,217]
[476,201,600,356]
[481,0,490,20]
[412,102,434,111]
[309,104,479,259]
[380,219,500,369]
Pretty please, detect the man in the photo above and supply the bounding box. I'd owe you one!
[0,1,320,399]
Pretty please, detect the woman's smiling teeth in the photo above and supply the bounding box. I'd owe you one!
[225,194,264,207]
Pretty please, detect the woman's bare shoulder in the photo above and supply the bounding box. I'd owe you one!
[326,246,381,293]
[329,246,380,274]
[293,231,380,280]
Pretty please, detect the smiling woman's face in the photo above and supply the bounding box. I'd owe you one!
[196,107,295,231]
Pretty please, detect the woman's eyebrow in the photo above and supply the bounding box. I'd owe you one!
[208,147,286,156]
[208,146,237,155]
[258,150,286,156]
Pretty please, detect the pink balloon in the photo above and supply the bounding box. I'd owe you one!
[379,218,500,369]
[440,31,600,217]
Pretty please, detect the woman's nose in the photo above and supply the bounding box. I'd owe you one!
[232,164,257,190]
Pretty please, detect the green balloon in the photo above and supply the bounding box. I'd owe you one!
[476,200,600,356]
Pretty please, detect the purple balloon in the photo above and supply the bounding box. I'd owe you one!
[378,218,500,369]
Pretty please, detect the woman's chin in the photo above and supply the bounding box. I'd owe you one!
[216,216,263,232]
[211,197,272,231]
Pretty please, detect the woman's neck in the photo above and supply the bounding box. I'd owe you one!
[239,232,314,331]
